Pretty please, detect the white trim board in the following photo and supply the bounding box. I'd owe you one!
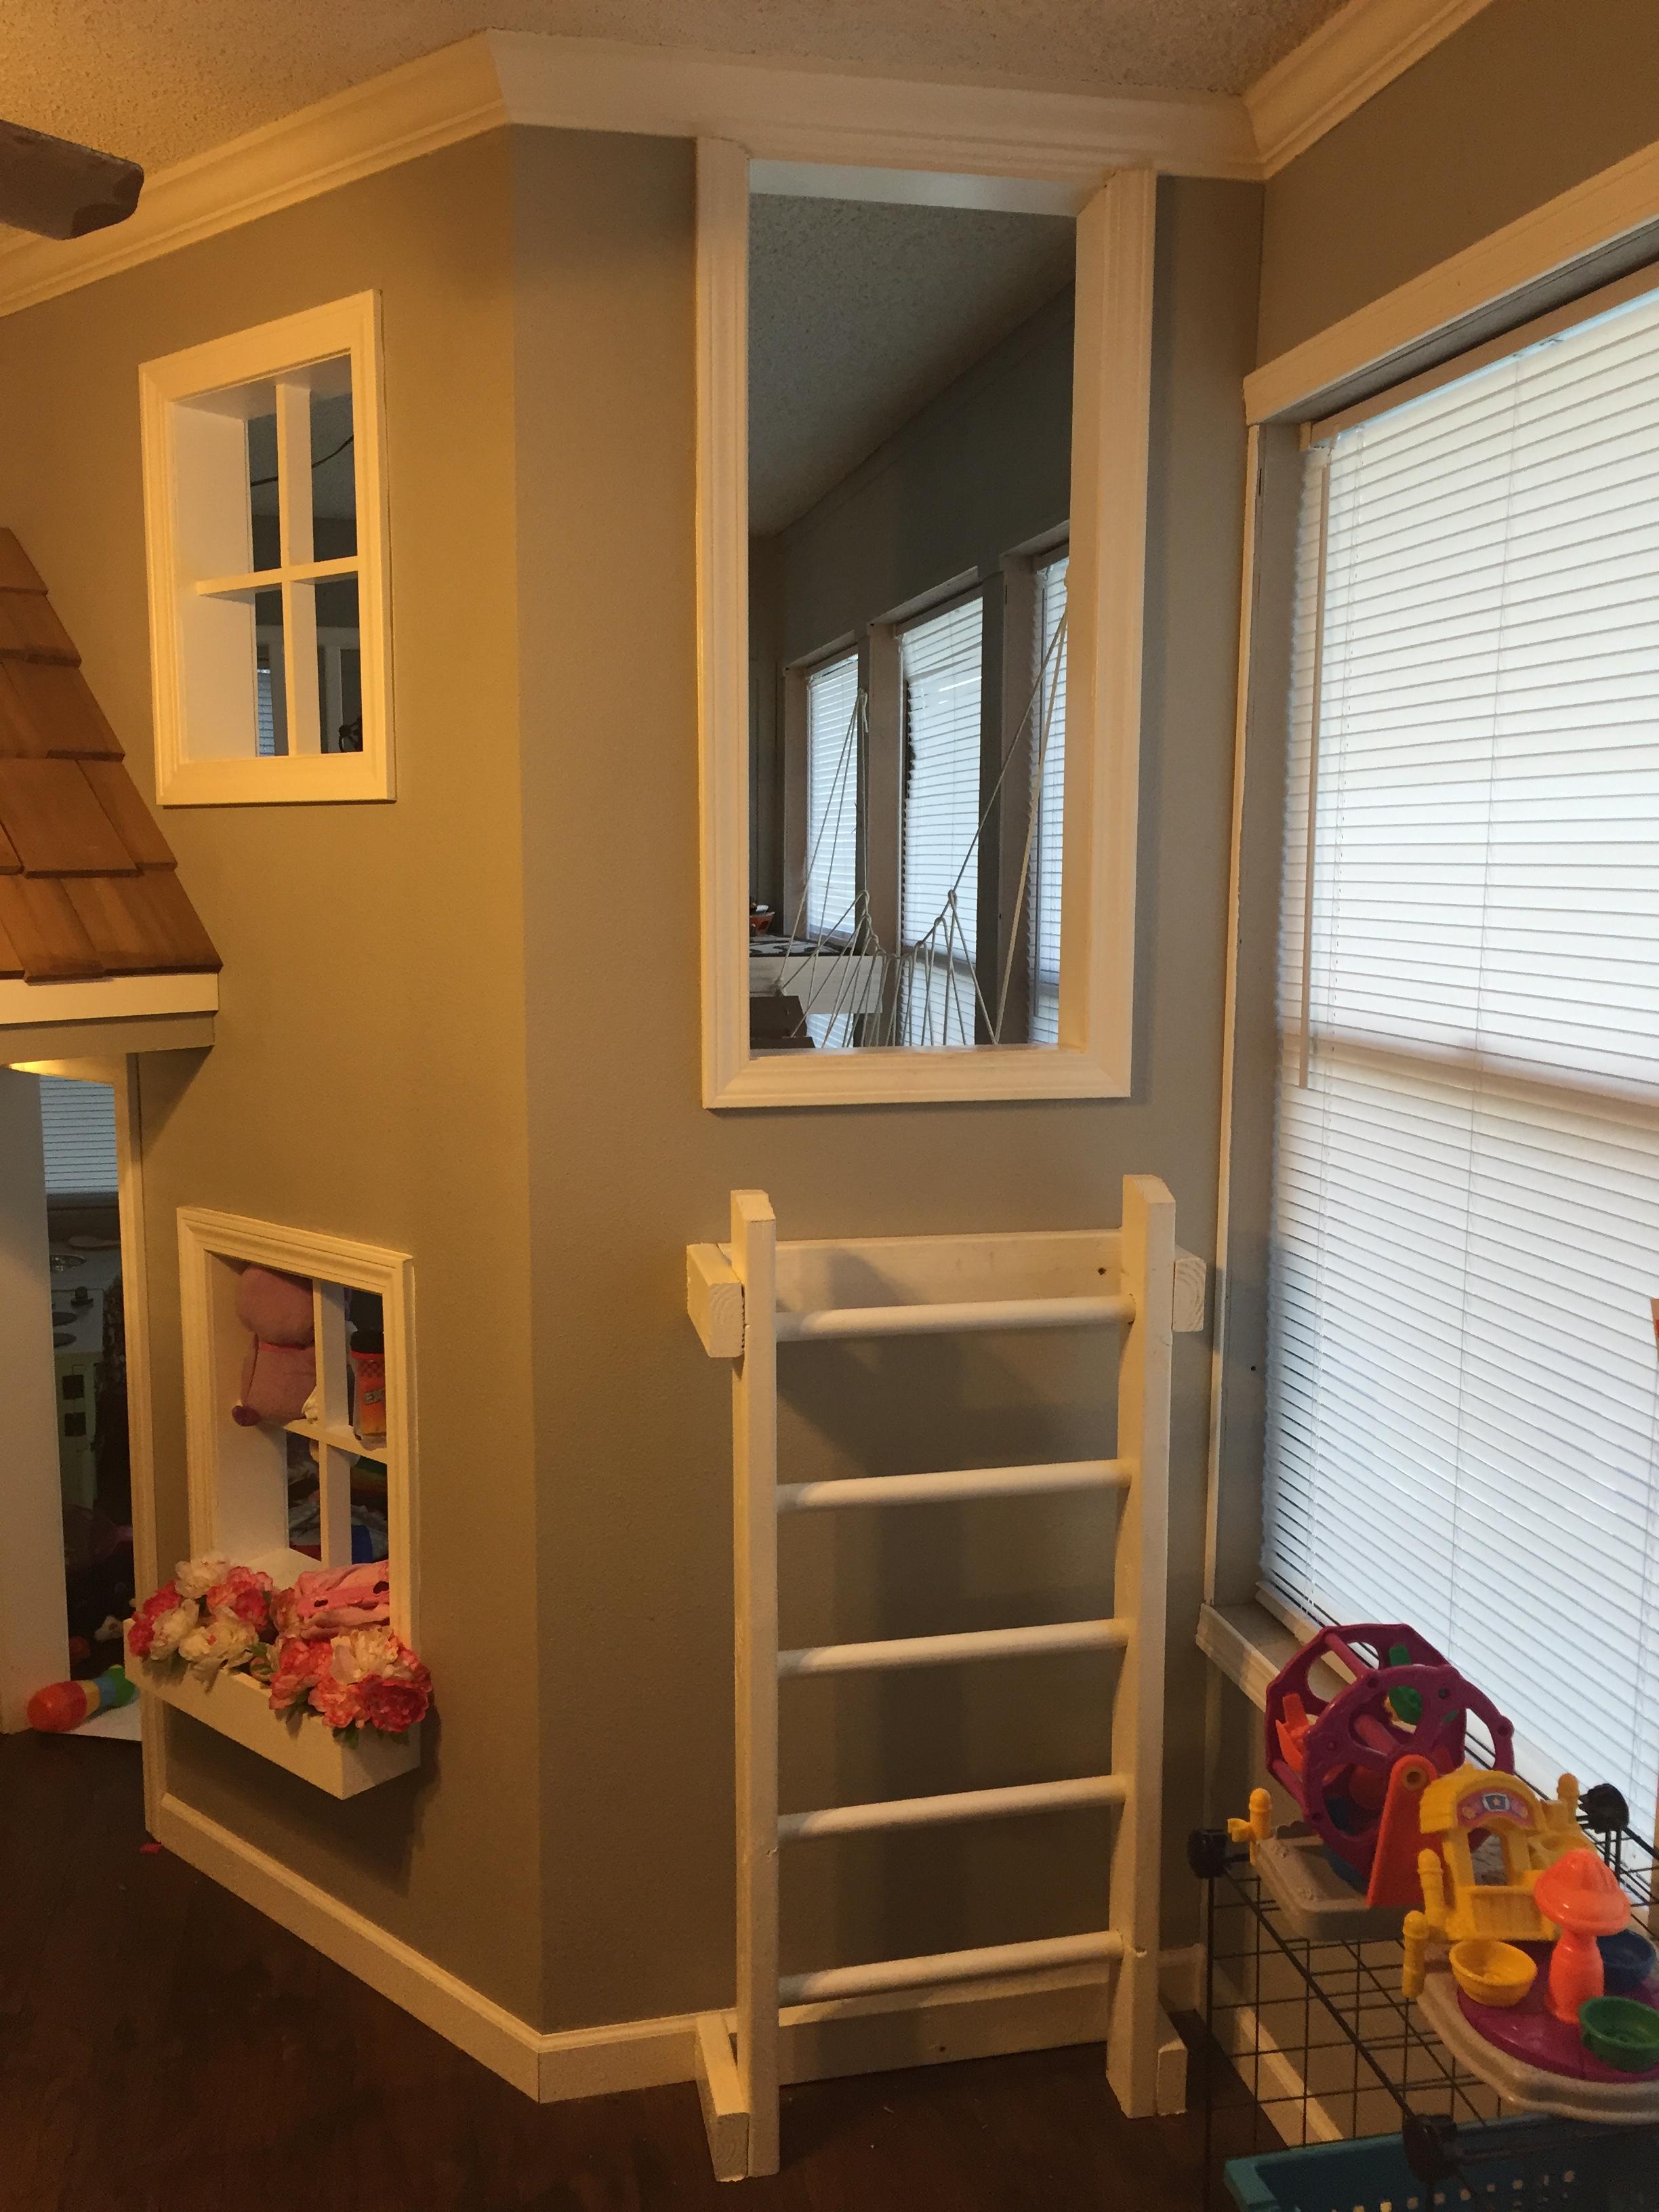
[0,971,218,1029]
[159,1791,1199,2106]
[1247,129,1659,423]
[0,32,1254,323]
[1244,0,1498,178]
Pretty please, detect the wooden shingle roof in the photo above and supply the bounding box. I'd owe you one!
[0,531,220,985]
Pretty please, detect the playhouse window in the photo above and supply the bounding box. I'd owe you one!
[176,1208,415,1646]
[140,294,391,804]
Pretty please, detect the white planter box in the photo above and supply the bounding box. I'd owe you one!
[127,1630,419,1798]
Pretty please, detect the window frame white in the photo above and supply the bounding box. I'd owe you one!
[696,140,1155,1108]
[1206,159,1659,1867]
[139,292,392,806]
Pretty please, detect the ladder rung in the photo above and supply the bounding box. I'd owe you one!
[777,1460,1126,1513]
[777,1618,1128,1677]
[775,1293,1133,1343]
[781,1929,1124,2006]
[779,1773,1127,1841]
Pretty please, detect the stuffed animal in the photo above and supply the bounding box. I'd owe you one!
[275,1562,392,1639]
[230,1265,316,1427]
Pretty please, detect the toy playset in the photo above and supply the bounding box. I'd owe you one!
[1232,1621,1659,2124]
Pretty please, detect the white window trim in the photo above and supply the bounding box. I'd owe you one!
[696,140,1155,1108]
[139,291,392,806]
[1206,137,1659,1862]
[177,1206,417,1635]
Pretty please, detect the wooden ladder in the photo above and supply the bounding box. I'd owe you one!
[684,1175,1195,2179]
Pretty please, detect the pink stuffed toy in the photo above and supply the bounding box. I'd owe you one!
[230,1265,316,1427]
[275,1563,392,1640]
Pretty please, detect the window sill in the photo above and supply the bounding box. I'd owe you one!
[1195,1599,1306,1713]
[127,1630,419,1798]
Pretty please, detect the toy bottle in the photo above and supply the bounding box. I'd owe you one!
[28,1664,138,1734]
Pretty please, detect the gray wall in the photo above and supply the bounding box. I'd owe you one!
[0,127,1263,2039]
[1259,0,1659,362]
[0,134,546,2023]
[514,138,1262,2028]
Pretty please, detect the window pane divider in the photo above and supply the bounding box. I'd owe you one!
[194,555,359,597]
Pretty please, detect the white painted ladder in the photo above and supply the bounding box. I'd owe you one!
[684,1176,1195,2179]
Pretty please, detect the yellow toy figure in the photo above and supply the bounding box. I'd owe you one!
[1402,1766,1589,1999]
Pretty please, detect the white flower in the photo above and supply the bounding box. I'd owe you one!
[177,1616,257,1675]
[173,1555,232,1600]
[147,1601,200,1659]
[330,1625,402,1683]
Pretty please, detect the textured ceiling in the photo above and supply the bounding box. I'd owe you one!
[2,2,1349,178]
[750,195,1074,536]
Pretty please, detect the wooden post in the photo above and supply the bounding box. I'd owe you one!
[1106,1172,1176,2116]
[0,1069,70,1729]
[730,1189,780,2175]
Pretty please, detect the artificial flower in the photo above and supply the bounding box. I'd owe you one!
[173,1555,234,1601]
[359,1673,429,1734]
[205,1565,275,1636]
[128,1582,182,1658]
[146,1601,201,1660]
[266,1635,332,1714]
[177,1616,258,1675]
[308,1669,366,1732]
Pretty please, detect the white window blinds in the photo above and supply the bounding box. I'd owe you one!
[804,650,860,943]
[1265,284,1659,1824]
[1029,554,1068,1045]
[900,595,983,1044]
[39,1077,118,1195]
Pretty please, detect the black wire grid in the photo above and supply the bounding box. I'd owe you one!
[1189,1793,1659,2207]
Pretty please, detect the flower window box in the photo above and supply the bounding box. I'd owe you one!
[127,1209,420,1797]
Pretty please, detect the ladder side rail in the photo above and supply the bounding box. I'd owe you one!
[1105,1172,1176,2118]
[731,1189,781,2175]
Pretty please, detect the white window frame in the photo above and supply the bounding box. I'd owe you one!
[696,142,1155,1107]
[1204,136,1659,1880]
[156,1207,418,1797]
[139,292,392,806]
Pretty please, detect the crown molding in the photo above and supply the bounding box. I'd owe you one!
[0,39,506,320]
[0,31,1258,320]
[1246,0,1498,176]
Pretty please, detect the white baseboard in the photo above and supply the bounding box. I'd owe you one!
[159,1793,1198,2106]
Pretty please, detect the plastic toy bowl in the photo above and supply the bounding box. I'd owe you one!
[1599,1927,1658,1995]
[1578,1996,1659,2072]
[1449,1939,1536,2009]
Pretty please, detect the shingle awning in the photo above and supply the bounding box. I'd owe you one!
[0,529,220,985]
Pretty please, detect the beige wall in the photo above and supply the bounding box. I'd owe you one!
[1259,0,1659,363]
[0,134,546,2022]
[0,125,1261,2042]
[512,133,1261,2030]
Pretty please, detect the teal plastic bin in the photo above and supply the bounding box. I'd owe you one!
[1225,2118,1659,2211]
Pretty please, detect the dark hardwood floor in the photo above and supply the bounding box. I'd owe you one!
[0,1733,1232,2212]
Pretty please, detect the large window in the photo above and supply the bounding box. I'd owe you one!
[899,594,985,1045]
[803,649,861,945]
[1028,552,1069,1045]
[1264,281,1659,1824]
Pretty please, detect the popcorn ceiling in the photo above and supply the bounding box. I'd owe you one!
[1,0,1347,178]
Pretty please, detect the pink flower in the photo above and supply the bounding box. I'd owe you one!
[206,1566,274,1637]
[267,1636,332,1715]
[129,1582,181,1658]
[359,1673,428,1734]
[310,1671,367,1732]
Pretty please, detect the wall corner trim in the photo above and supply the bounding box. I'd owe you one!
[157,1792,1203,2106]
[1244,0,1498,177]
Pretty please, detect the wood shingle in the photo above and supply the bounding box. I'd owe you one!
[0,529,220,984]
